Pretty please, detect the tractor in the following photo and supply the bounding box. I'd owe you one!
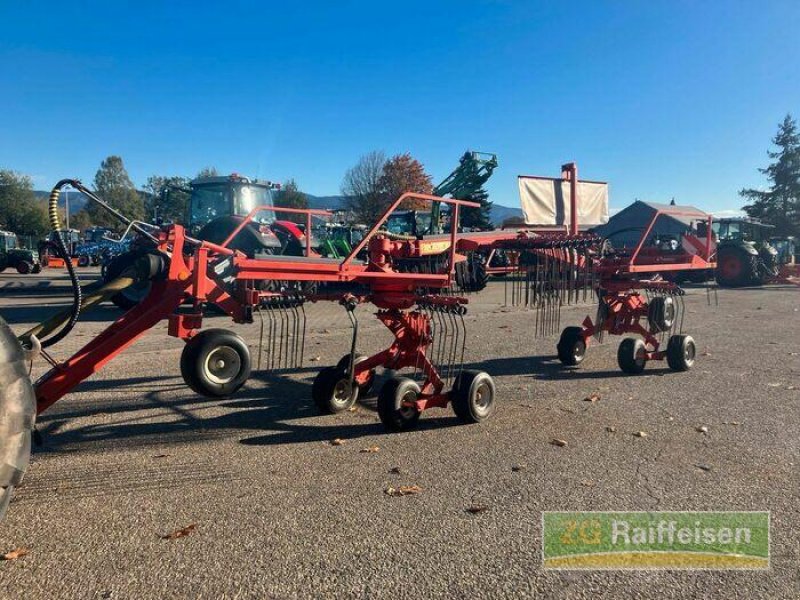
[713,217,780,287]
[104,174,316,308]
[0,230,41,274]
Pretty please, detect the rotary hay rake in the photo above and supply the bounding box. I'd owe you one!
[0,184,499,520]
[494,199,716,374]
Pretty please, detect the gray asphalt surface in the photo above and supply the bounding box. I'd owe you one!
[0,270,798,599]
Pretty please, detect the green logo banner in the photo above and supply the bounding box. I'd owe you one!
[542,511,769,569]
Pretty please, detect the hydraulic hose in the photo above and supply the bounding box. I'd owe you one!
[39,181,84,348]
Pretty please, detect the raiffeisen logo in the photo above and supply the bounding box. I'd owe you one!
[542,512,770,570]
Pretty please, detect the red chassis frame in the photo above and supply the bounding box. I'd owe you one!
[34,193,480,415]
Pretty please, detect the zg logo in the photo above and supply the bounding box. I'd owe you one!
[559,519,602,545]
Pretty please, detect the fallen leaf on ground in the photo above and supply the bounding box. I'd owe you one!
[606,426,616,433]
[511,464,525,472]
[360,446,380,453]
[309,356,321,362]
[161,524,196,540]
[385,485,422,497]
[767,383,781,387]
[388,467,402,474]
[580,480,595,487]
[550,438,568,447]
[583,392,601,403]
[694,464,712,472]
[465,505,489,514]
[696,425,709,434]
[347,406,358,412]
[152,454,170,459]
[329,438,346,446]
[1,547,28,560]
[634,431,648,438]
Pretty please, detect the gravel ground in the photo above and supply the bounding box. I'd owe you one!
[0,270,798,599]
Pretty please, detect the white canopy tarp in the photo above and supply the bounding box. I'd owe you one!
[518,176,609,227]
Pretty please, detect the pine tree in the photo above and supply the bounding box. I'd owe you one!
[740,114,800,236]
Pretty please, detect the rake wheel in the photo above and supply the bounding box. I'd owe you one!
[451,370,496,424]
[557,326,587,366]
[180,329,251,398]
[377,377,422,432]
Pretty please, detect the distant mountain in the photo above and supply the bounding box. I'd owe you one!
[34,189,524,226]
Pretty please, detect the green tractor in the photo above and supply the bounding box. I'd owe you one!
[713,218,779,287]
[0,230,41,274]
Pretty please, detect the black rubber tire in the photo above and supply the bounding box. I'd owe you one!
[0,316,36,522]
[335,353,376,396]
[455,253,489,292]
[180,329,251,398]
[647,296,675,332]
[451,370,496,424]
[32,263,42,274]
[666,334,696,372]
[312,366,359,414]
[617,337,647,374]
[0,253,8,272]
[77,255,90,267]
[716,247,760,288]
[16,261,32,275]
[377,377,422,432]
[557,326,587,366]
[104,251,153,310]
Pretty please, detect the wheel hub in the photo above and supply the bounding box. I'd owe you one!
[204,346,241,384]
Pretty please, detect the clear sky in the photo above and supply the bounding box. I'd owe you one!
[1,1,798,213]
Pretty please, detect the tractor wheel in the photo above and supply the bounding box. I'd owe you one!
[666,334,696,372]
[557,326,587,366]
[312,366,359,414]
[617,338,647,374]
[180,329,251,398]
[0,316,36,522]
[455,253,489,292]
[32,264,42,274]
[377,377,422,432]
[16,261,33,275]
[77,255,90,267]
[647,296,676,332]
[451,370,496,424]
[104,251,153,310]
[0,254,8,273]
[716,247,760,288]
[335,353,376,396]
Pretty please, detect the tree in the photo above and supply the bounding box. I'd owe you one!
[274,178,308,223]
[740,114,800,236]
[460,185,493,230]
[88,156,144,230]
[341,151,387,223]
[70,209,94,232]
[196,166,219,178]
[0,170,50,236]
[377,153,433,211]
[144,175,191,224]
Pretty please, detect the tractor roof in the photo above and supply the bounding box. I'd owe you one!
[715,216,774,227]
[191,174,276,188]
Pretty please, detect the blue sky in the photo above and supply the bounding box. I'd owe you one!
[1,1,798,213]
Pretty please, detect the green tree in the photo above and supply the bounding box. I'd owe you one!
[0,170,50,236]
[88,156,144,230]
[740,114,800,236]
[144,175,191,224]
[275,178,308,223]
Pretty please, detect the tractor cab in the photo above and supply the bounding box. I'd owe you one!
[186,174,286,256]
[713,217,774,244]
[0,230,16,252]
